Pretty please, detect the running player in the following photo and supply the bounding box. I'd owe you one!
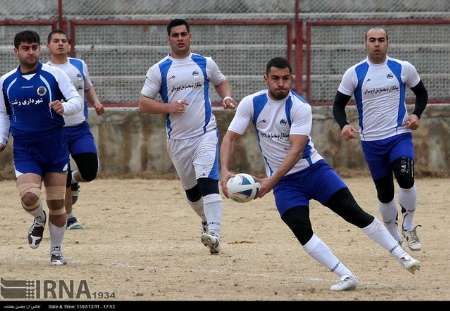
[138,19,236,254]
[0,30,82,265]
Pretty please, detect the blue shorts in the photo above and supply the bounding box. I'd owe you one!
[361,133,414,181]
[13,129,69,176]
[64,121,97,155]
[273,160,347,216]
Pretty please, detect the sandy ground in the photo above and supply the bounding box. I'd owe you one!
[0,177,449,301]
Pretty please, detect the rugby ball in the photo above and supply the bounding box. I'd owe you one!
[226,173,260,203]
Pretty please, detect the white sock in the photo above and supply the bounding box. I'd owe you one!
[399,185,417,231]
[303,234,354,278]
[187,198,206,222]
[202,193,222,236]
[23,201,45,223]
[362,218,409,260]
[49,221,66,252]
[378,200,401,242]
[362,217,402,251]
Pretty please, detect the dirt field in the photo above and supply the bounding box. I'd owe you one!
[0,177,449,301]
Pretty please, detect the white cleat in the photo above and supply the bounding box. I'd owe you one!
[402,225,422,251]
[330,275,358,291]
[50,246,67,266]
[398,254,420,274]
[201,232,220,255]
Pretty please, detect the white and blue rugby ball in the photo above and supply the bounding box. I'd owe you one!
[226,173,260,203]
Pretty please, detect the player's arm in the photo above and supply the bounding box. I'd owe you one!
[334,68,358,140]
[257,134,309,198]
[138,65,188,114]
[220,130,242,198]
[214,80,236,109]
[0,89,10,152]
[138,95,188,114]
[220,96,252,197]
[82,61,104,115]
[403,81,428,130]
[50,67,83,115]
[208,58,236,109]
[85,87,104,115]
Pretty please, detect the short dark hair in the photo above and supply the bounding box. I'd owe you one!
[266,57,292,74]
[14,30,40,48]
[47,29,68,43]
[167,19,190,35]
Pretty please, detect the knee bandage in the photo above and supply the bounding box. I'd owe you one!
[17,183,41,210]
[45,185,67,201]
[48,205,66,216]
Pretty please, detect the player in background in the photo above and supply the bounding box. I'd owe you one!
[333,28,428,250]
[220,57,420,291]
[139,19,236,254]
[0,30,83,265]
[47,30,105,230]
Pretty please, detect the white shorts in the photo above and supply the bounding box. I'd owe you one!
[167,130,220,190]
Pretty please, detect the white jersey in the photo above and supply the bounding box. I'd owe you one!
[141,52,226,139]
[338,56,421,141]
[228,90,323,177]
[46,57,93,126]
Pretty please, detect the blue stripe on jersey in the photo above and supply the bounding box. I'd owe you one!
[285,95,293,127]
[158,58,173,137]
[291,89,307,103]
[251,93,273,175]
[69,58,88,118]
[387,60,406,128]
[208,130,220,180]
[191,54,211,134]
[354,62,370,132]
[303,139,313,165]
[69,58,85,80]
[251,93,268,125]
[286,92,312,164]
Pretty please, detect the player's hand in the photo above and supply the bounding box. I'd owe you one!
[404,114,420,130]
[341,124,358,141]
[222,96,236,109]
[255,177,275,199]
[50,100,64,115]
[0,143,6,152]
[94,102,105,115]
[168,100,188,114]
[220,169,235,198]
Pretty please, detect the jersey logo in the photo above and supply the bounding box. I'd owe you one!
[169,75,176,80]
[387,73,394,79]
[192,70,199,77]
[279,119,288,127]
[37,86,47,96]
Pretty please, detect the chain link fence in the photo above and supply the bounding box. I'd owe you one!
[298,0,450,20]
[63,0,295,20]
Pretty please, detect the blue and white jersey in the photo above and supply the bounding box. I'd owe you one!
[338,56,421,141]
[0,62,82,143]
[46,57,93,126]
[228,90,323,177]
[141,53,226,139]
